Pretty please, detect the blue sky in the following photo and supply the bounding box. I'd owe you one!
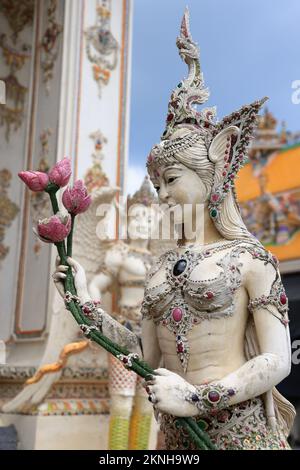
[127,0,300,192]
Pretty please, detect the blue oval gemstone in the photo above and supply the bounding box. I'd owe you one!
[173,259,187,276]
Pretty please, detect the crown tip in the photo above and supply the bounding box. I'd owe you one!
[180,7,191,38]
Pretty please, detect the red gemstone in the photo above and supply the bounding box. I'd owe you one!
[208,391,220,403]
[205,291,214,299]
[167,113,174,122]
[177,343,184,353]
[123,357,128,364]
[83,306,91,314]
[211,193,219,202]
[280,293,287,305]
[172,307,183,322]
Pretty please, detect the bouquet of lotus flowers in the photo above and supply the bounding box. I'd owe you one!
[18,158,215,451]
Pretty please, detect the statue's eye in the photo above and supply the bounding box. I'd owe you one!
[167,177,178,184]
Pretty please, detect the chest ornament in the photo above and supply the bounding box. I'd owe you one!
[142,241,245,372]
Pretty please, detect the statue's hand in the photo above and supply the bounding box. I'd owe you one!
[144,368,198,417]
[52,257,90,301]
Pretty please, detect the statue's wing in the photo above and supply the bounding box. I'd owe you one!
[72,186,119,281]
[2,187,119,413]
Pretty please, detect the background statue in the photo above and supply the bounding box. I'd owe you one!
[89,176,158,450]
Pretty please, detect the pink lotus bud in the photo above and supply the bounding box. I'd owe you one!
[18,171,49,192]
[62,180,92,215]
[36,212,71,243]
[48,157,71,187]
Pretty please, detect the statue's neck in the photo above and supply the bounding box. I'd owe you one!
[178,207,224,247]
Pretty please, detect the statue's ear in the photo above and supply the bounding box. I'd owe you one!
[209,126,240,163]
[208,126,240,185]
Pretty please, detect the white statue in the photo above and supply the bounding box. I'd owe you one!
[88,177,158,450]
[52,10,295,450]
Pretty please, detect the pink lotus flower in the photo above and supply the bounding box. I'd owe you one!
[48,157,71,187]
[62,180,92,215]
[18,171,49,192]
[35,212,71,243]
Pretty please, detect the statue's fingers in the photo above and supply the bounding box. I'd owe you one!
[67,257,81,272]
[53,272,66,280]
[57,265,68,272]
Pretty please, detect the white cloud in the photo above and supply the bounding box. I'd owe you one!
[125,164,150,196]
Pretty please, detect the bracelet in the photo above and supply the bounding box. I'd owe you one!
[64,291,103,329]
[117,352,140,369]
[185,383,236,414]
[79,324,99,337]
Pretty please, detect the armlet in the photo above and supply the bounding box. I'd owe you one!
[248,274,289,326]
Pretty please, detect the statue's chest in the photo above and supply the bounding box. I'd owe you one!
[142,245,244,371]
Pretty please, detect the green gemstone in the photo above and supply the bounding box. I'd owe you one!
[198,419,208,431]
[210,208,218,218]
[177,82,182,88]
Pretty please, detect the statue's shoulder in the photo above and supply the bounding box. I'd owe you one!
[242,240,278,266]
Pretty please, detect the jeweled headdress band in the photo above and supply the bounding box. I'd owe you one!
[146,132,205,170]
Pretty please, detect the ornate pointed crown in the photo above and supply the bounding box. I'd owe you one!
[127,176,158,210]
[147,8,267,170]
[146,9,268,228]
[161,8,216,141]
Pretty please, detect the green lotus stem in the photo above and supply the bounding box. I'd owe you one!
[46,188,215,451]
[67,214,75,257]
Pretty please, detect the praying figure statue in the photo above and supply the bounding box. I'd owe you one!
[53,10,295,450]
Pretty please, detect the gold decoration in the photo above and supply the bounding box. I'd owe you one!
[0,34,31,71]
[85,0,119,98]
[0,169,19,265]
[0,74,28,141]
[84,129,109,192]
[0,0,34,42]
[40,0,62,94]
[25,341,89,385]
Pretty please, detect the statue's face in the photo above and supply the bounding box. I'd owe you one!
[127,204,155,240]
[150,163,208,225]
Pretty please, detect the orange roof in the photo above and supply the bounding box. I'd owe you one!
[266,229,300,262]
[236,143,300,202]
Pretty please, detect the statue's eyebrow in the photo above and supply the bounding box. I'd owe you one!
[163,165,183,173]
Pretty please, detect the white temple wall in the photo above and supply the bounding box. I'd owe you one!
[0,0,132,364]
